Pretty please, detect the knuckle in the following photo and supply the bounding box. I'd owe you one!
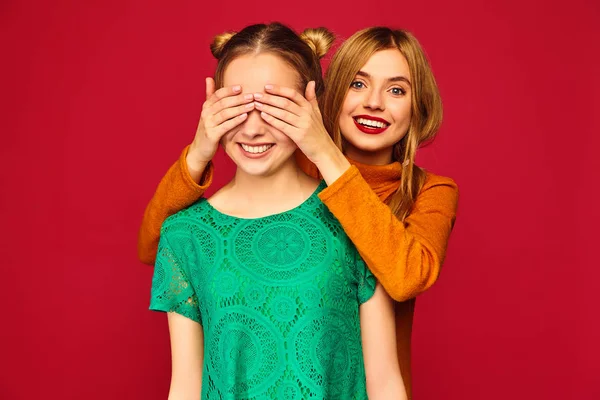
[215,88,226,98]
[220,108,231,119]
[227,108,238,119]
[220,98,231,109]
[220,109,230,121]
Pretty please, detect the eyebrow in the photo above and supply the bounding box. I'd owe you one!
[356,70,412,87]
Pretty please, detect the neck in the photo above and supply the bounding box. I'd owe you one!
[344,143,394,166]
[229,158,312,206]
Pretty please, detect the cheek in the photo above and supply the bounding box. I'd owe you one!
[342,94,361,114]
[274,133,296,149]
[221,130,238,148]
[390,101,412,124]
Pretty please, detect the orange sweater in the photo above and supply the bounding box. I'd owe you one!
[138,147,459,398]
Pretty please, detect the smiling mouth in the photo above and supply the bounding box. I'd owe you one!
[352,116,390,134]
[239,143,274,155]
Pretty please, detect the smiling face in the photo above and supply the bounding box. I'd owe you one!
[221,53,300,177]
[338,49,413,165]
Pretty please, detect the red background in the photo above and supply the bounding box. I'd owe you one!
[2,0,599,398]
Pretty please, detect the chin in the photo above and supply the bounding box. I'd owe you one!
[345,136,388,153]
[231,161,271,177]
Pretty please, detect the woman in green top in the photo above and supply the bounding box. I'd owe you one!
[149,23,406,399]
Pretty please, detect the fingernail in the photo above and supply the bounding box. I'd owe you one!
[245,103,254,109]
[233,85,241,92]
[244,94,253,100]
[254,102,263,108]
[253,93,263,99]
[239,113,248,119]
[264,84,273,90]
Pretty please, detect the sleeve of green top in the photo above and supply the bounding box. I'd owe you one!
[149,232,201,324]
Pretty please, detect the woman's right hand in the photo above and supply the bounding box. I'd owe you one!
[186,78,255,176]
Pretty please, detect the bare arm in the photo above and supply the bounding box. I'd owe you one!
[360,283,407,400]
[167,312,204,400]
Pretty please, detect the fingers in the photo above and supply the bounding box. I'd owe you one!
[254,91,303,117]
[205,77,216,99]
[211,102,255,126]
[204,92,254,120]
[304,81,316,101]
[263,84,310,109]
[213,113,249,138]
[305,81,319,109]
[254,101,300,127]
[203,84,243,109]
[259,111,298,140]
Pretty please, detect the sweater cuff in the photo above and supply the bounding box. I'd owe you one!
[178,145,214,194]
[318,165,361,202]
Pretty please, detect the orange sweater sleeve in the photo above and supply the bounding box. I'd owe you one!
[137,146,214,265]
[318,166,458,302]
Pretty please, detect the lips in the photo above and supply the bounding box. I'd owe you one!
[352,115,390,135]
[238,143,275,159]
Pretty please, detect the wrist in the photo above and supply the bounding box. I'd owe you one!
[187,141,212,164]
[314,143,350,185]
[185,148,210,183]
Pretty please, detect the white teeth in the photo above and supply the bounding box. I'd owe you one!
[356,118,388,129]
[240,144,273,154]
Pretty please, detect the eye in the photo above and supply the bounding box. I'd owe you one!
[350,80,365,89]
[390,87,406,96]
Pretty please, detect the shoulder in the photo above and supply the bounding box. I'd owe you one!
[162,198,211,232]
[415,170,459,215]
[422,170,458,192]
[421,170,459,199]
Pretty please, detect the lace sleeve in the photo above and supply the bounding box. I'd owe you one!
[149,233,201,324]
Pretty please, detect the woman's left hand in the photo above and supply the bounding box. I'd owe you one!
[254,81,336,165]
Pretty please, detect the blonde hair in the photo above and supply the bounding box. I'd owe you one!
[210,23,335,97]
[321,27,443,221]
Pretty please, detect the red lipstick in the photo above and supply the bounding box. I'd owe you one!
[352,115,390,135]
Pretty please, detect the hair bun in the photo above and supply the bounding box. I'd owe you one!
[210,31,237,59]
[300,27,335,59]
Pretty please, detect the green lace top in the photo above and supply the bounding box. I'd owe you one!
[150,181,376,399]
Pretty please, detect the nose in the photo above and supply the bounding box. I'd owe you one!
[363,88,385,111]
[239,108,267,140]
